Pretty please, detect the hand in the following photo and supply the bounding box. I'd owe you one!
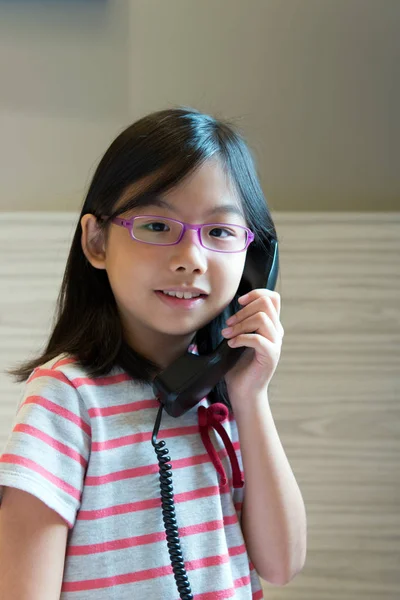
[221,289,284,407]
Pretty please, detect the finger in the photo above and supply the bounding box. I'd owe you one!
[228,294,283,333]
[222,313,280,344]
[227,333,279,357]
[239,289,281,316]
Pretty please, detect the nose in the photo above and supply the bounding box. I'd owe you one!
[170,227,207,273]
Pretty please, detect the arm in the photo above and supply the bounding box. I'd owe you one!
[234,394,307,586]
[0,487,69,600]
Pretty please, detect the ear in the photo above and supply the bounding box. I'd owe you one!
[81,214,107,270]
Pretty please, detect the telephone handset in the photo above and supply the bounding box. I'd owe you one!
[153,238,279,416]
[150,238,279,600]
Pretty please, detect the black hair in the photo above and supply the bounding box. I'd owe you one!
[10,107,277,410]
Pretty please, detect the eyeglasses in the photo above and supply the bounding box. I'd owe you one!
[108,215,255,253]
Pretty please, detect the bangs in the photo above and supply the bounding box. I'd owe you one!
[109,155,216,220]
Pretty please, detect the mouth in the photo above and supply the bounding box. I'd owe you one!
[154,290,208,309]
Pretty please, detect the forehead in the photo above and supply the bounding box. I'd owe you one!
[117,160,245,222]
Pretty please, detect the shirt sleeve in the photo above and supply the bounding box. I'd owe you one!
[0,366,91,528]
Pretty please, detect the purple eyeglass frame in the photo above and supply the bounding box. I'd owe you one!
[108,215,255,253]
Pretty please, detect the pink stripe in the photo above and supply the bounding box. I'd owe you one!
[193,575,250,600]
[92,423,201,451]
[27,368,132,390]
[72,373,132,387]
[62,563,174,591]
[0,454,81,501]
[193,588,236,599]
[185,546,247,571]
[68,529,168,556]
[234,574,252,589]
[227,543,247,557]
[88,399,159,417]
[13,424,88,468]
[91,416,239,451]
[191,573,251,599]
[20,396,91,437]
[85,443,241,485]
[78,485,227,520]
[27,368,76,386]
[88,400,236,420]
[68,516,239,556]
[62,551,234,592]
[85,462,159,485]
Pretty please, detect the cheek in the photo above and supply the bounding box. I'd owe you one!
[104,241,145,298]
[215,256,246,295]
[105,246,129,284]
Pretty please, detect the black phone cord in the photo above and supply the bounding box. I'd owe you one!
[151,404,194,600]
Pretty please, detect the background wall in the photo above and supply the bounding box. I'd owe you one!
[0,0,399,212]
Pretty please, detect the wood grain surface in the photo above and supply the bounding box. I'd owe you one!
[0,212,399,599]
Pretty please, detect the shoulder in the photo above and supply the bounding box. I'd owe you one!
[24,354,151,417]
[25,353,130,395]
[18,354,95,424]
[27,353,93,387]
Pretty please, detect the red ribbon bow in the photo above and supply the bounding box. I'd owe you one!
[198,403,244,488]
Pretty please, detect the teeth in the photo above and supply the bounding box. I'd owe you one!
[162,291,201,299]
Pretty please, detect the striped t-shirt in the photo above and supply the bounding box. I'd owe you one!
[0,348,264,599]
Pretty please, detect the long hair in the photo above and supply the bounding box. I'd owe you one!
[10,107,277,410]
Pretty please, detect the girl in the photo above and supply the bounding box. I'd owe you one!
[0,107,306,599]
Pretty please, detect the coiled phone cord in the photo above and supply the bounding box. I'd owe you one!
[151,404,194,600]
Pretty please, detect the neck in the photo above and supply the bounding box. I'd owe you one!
[124,327,196,371]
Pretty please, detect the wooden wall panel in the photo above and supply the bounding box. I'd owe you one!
[0,212,399,599]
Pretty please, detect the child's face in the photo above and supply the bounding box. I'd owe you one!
[83,159,249,365]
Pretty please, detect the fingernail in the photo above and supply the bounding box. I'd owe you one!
[226,316,235,325]
[221,327,233,336]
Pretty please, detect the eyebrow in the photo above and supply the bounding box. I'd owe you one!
[140,196,245,219]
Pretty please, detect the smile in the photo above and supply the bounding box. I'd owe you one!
[154,290,208,309]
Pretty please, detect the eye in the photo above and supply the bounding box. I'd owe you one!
[209,227,236,238]
[142,221,170,232]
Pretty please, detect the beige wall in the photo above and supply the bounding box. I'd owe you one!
[0,0,399,212]
[0,1,131,211]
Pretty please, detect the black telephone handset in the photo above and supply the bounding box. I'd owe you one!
[153,238,279,417]
[150,237,279,600]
